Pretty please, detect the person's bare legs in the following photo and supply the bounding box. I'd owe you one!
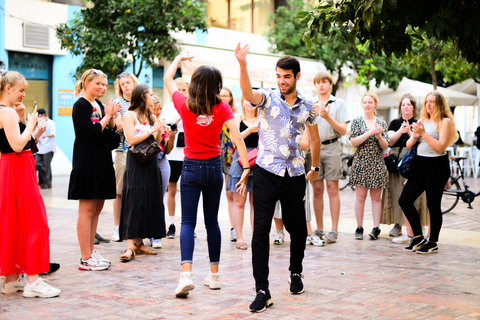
[77,199,104,261]
[312,179,325,231]
[232,192,248,244]
[354,186,368,227]
[113,194,121,227]
[167,181,177,220]
[370,188,382,227]
[326,180,340,231]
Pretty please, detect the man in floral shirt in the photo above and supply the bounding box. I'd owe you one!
[235,43,321,313]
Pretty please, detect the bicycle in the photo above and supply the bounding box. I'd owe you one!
[339,154,355,191]
[441,155,480,214]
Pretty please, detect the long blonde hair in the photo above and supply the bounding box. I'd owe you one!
[362,91,379,116]
[74,69,107,96]
[420,91,458,145]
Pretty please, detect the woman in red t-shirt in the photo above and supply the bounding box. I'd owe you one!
[164,53,249,298]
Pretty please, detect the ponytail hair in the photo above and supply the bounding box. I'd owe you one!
[74,69,106,96]
[0,70,29,92]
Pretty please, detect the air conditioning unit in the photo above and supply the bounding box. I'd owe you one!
[23,23,50,49]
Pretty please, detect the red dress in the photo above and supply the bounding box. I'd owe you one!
[0,125,50,276]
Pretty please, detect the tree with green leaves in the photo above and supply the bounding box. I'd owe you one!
[301,0,480,65]
[266,0,408,92]
[56,0,207,80]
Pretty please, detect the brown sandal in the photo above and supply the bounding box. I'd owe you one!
[134,243,157,255]
[236,242,248,250]
[120,248,135,262]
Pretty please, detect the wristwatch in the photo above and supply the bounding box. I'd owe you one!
[311,166,320,172]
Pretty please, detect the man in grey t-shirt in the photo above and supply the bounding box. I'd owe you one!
[310,71,350,244]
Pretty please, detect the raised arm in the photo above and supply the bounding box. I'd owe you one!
[1,105,37,152]
[164,53,193,99]
[235,43,263,105]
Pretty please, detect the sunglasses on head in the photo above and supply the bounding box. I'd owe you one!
[87,69,103,77]
[0,69,7,76]
[117,71,131,78]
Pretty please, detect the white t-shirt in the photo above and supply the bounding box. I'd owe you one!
[37,119,56,154]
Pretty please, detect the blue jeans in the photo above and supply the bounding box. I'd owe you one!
[180,156,223,264]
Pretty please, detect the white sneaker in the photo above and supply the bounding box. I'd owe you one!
[112,226,121,242]
[23,278,61,298]
[2,274,26,294]
[151,239,162,248]
[204,272,221,290]
[93,250,111,265]
[325,230,338,243]
[78,257,110,271]
[175,271,195,297]
[392,233,411,244]
[307,234,326,246]
[230,228,237,242]
[274,230,284,245]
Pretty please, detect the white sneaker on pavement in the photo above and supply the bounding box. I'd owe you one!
[175,271,195,297]
[1,274,26,294]
[392,233,411,244]
[93,250,111,265]
[151,239,162,248]
[307,233,326,246]
[78,257,110,271]
[274,230,285,245]
[23,278,61,298]
[112,226,121,242]
[204,272,221,290]
[325,230,338,243]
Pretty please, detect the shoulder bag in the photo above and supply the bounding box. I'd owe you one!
[397,144,418,179]
[384,146,403,173]
[130,134,161,164]
[238,148,258,169]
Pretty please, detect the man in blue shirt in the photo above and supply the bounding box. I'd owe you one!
[235,43,321,313]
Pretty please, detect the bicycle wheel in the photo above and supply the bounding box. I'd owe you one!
[441,178,461,214]
[339,156,352,191]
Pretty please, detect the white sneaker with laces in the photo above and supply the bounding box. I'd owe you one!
[204,272,221,290]
[151,239,162,248]
[392,233,411,244]
[175,271,195,297]
[23,278,61,298]
[307,234,326,246]
[93,250,111,265]
[2,274,26,294]
[111,226,121,242]
[78,257,110,271]
[274,230,285,245]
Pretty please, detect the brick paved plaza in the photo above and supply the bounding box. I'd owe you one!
[1,176,480,319]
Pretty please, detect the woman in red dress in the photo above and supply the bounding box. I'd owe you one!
[0,70,60,298]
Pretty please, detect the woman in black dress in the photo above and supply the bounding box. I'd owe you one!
[68,69,120,271]
[118,84,167,262]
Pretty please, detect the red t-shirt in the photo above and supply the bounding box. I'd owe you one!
[172,91,234,159]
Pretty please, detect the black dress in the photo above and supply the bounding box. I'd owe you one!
[119,113,166,240]
[68,98,120,200]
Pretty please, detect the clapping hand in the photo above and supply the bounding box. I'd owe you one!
[315,102,330,119]
[370,123,383,136]
[412,121,425,136]
[399,120,410,134]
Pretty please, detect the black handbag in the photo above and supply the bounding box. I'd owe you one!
[130,135,161,164]
[397,144,418,179]
[384,146,403,173]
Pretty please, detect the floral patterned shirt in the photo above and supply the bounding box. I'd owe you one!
[254,88,317,177]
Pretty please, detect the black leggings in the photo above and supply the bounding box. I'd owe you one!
[399,154,450,242]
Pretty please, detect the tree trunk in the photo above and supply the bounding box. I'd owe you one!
[332,66,344,96]
[429,41,438,90]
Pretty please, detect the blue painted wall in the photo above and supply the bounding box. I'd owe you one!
[0,0,8,68]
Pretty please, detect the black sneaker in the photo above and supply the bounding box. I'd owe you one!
[368,227,381,240]
[405,236,427,252]
[416,241,438,254]
[166,224,176,239]
[354,227,364,240]
[249,289,273,313]
[288,273,305,294]
[95,233,110,243]
[40,263,60,275]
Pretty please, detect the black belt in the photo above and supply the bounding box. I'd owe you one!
[322,137,338,145]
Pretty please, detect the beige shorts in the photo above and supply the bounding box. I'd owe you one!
[317,140,342,181]
[114,151,127,195]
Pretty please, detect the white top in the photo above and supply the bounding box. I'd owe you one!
[417,119,446,157]
[161,101,184,161]
[37,119,56,154]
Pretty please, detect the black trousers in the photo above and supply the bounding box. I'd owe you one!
[35,152,54,188]
[252,167,307,291]
[399,154,450,242]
